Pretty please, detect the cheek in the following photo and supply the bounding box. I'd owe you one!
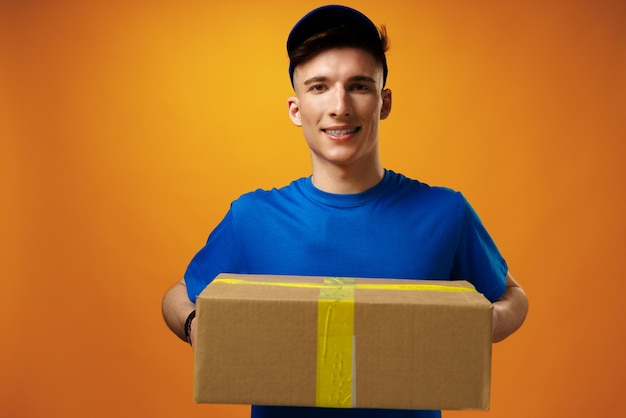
[298,103,322,127]
[298,111,317,137]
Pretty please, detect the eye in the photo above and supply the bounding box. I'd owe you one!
[351,83,370,92]
[309,84,327,93]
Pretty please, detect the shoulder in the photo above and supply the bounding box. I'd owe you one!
[231,177,309,212]
[386,170,466,206]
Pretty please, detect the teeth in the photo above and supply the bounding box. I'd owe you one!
[326,128,358,136]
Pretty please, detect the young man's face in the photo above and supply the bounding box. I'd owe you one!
[288,47,392,172]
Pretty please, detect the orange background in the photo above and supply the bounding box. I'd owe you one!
[2,0,624,417]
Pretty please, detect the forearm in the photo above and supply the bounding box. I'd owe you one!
[492,272,528,343]
[162,278,196,343]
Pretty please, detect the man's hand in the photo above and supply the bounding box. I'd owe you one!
[492,272,528,342]
[162,278,197,344]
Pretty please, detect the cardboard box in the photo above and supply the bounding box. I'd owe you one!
[194,274,493,410]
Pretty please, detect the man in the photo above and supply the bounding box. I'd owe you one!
[162,5,528,418]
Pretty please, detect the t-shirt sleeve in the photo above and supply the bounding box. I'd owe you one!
[451,195,508,302]
[184,208,247,303]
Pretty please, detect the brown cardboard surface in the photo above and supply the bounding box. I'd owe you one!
[194,274,493,410]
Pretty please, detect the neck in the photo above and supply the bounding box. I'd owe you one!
[310,160,385,194]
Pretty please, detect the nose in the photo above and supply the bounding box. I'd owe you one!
[329,86,352,117]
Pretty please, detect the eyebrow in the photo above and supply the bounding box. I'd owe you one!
[303,75,378,86]
[303,76,328,86]
[349,75,377,84]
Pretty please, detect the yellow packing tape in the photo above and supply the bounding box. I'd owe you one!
[212,277,476,293]
[316,278,355,408]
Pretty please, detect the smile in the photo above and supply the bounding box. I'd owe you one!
[323,127,360,136]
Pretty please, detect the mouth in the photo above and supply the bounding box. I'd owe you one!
[322,127,361,138]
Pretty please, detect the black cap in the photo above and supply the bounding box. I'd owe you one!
[287,5,388,86]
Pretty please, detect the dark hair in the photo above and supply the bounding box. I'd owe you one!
[287,5,390,87]
[288,24,389,87]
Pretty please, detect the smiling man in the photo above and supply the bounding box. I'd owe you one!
[288,46,391,194]
[162,5,528,418]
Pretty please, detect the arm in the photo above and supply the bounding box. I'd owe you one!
[162,278,197,346]
[492,272,528,343]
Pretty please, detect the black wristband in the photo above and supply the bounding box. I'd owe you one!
[184,310,196,345]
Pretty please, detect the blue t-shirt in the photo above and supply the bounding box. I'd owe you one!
[185,170,508,418]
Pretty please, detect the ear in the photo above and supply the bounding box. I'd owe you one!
[287,96,302,126]
[380,88,392,120]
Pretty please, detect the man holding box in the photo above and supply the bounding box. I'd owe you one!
[162,5,528,418]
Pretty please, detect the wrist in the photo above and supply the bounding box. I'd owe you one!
[184,310,196,345]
